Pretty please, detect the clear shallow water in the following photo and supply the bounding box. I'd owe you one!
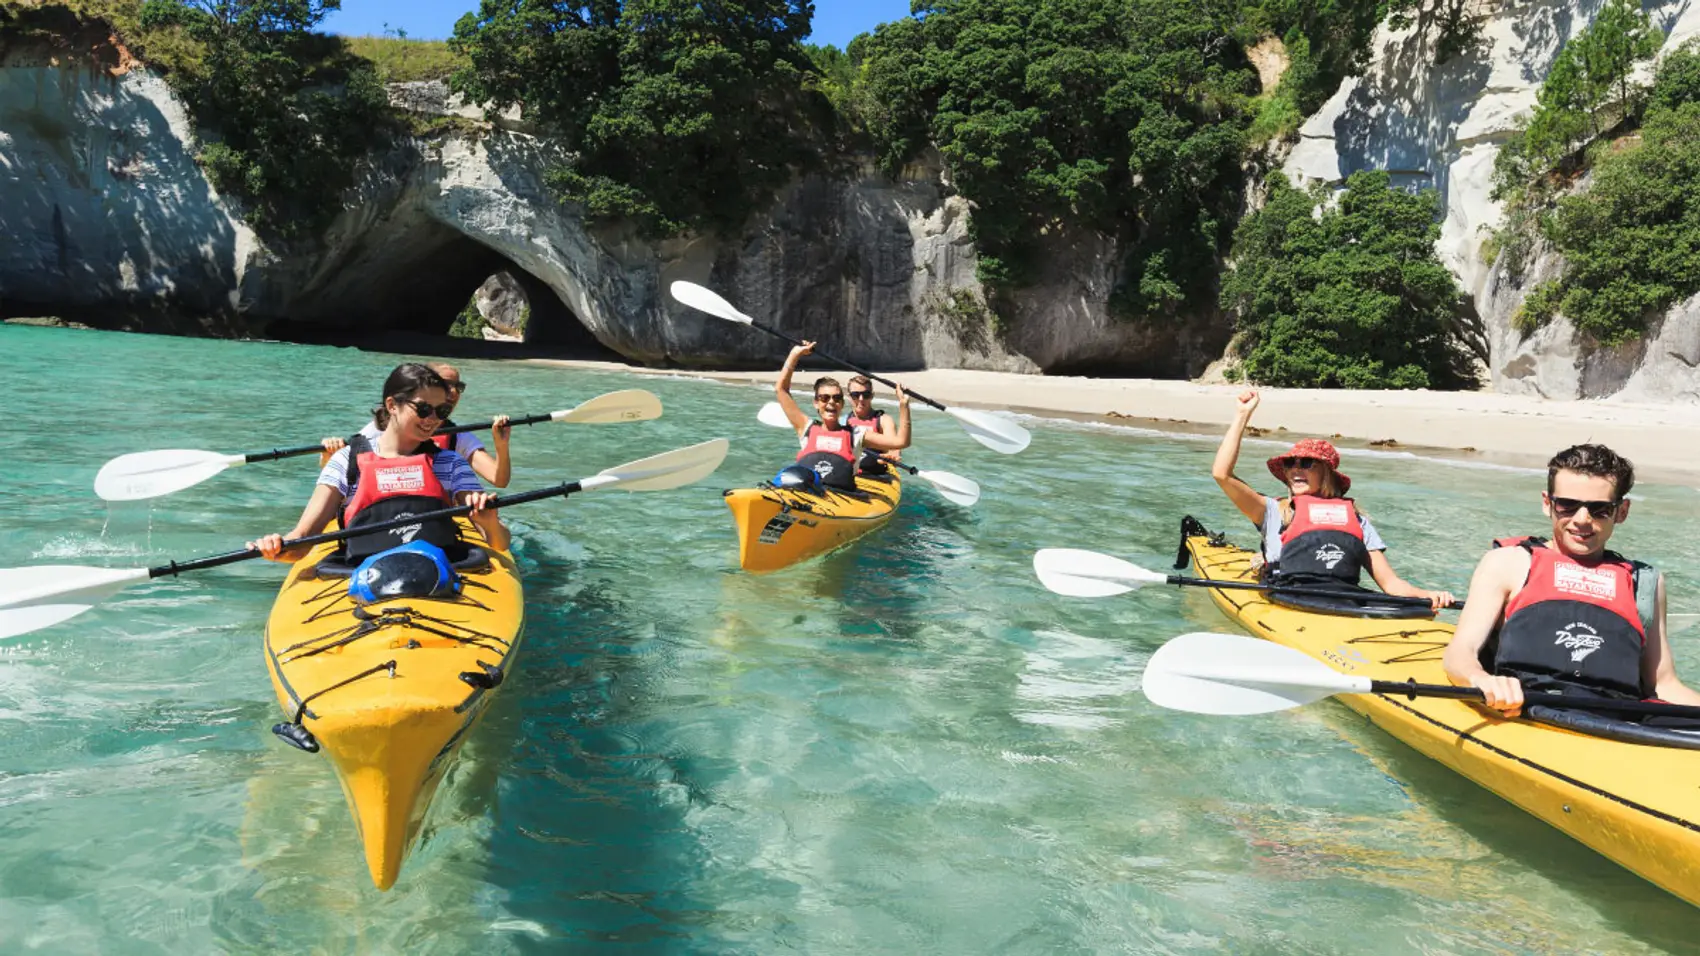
[4,323,1700,954]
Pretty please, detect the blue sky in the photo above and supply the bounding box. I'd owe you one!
[322,0,914,48]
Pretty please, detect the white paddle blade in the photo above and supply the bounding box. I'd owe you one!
[94,449,246,501]
[553,389,664,424]
[946,406,1031,455]
[0,566,152,639]
[757,401,794,428]
[915,470,980,507]
[593,438,730,492]
[1032,548,1166,597]
[1141,632,1370,716]
[669,281,755,325]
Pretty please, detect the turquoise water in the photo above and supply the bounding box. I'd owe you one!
[4,323,1700,954]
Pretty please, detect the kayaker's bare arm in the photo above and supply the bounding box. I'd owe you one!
[863,386,912,452]
[775,342,815,435]
[880,405,902,460]
[250,484,344,563]
[1365,550,1456,608]
[1443,548,1526,714]
[468,415,512,488]
[459,490,511,551]
[1213,390,1266,525]
[1644,576,1700,705]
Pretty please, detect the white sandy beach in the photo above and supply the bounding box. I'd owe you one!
[531,360,1700,482]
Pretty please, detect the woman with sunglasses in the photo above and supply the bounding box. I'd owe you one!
[320,362,513,487]
[1211,390,1454,608]
[251,363,510,563]
[773,342,911,491]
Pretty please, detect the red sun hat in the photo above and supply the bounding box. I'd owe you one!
[1266,438,1351,494]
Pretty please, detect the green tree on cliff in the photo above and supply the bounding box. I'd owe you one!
[1222,171,1476,389]
[136,0,387,234]
[1517,43,1700,345]
[448,0,831,237]
[1492,0,1661,196]
[851,0,1256,311]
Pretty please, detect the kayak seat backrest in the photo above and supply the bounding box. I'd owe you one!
[311,547,490,579]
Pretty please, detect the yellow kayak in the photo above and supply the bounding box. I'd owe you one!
[263,517,524,890]
[1181,518,1700,907]
[724,472,901,572]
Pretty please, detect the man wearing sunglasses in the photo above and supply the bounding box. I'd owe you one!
[772,342,911,490]
[845,374,901,474]
[1443,443,1700,716]
[322,363,514,487]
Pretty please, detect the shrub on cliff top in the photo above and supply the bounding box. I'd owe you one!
[1221,171,1477,389]
[136,0,389,236]
[448,0,832,238]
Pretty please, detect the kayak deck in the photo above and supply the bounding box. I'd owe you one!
[1182,521,1700,907]
[723,472,901,573]
[263,517,524,890]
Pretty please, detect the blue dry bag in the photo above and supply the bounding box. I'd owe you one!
[348,540,461,605]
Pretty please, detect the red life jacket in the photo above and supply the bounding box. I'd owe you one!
[1273,496,1371,586]
[847,409,884,431]
[1490,536,1646,699]
[797,422,858,490]
[340,435,460,559]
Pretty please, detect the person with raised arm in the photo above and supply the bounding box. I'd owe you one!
[772,343,911,491]
[1211,389,1454,609]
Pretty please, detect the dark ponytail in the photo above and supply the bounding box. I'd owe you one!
[371,363,447,429]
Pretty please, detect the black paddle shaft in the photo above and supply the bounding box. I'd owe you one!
[238,414,554,464]
[1168,574,1464,611]
[143,482,583,578]
[747,320,948,413]
[1370,678,1700,721]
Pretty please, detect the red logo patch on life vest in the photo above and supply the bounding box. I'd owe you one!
[375,464,429,495]
[1553,563,1618,600]
[815,434,845,454]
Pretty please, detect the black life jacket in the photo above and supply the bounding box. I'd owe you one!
[340,434,461,560]
[1489,536,1654,700]
[1270,496,1372,587]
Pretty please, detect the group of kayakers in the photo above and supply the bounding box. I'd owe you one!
[246,348,916,567]
[246,349,1693,725]
[772,341,912,490]
[1213,389,1700,715]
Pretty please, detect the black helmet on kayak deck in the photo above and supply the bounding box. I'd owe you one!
[772,464,822,490]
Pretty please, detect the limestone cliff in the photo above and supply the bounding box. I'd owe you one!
[1282,0,1700,401]
[0,44,1226,375]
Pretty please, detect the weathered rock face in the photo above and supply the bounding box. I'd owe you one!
[473,271,527,339]
[1283,0,1700,401]
[0,51,1225,375]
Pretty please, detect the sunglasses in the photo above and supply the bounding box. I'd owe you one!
[405,399,455,420]
[1550,496,1620,519]
[441,379,467,393]
[848,390,872,400]
[1281,456,1322,470]
[815,393,844,404]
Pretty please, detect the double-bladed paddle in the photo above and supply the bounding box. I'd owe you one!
[668,281,1031,455]
[2,438,729,641]
[1143,631,1700,721]
[1032,548,1460,610]
[93,389,666,502]
[754,401,981,506]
